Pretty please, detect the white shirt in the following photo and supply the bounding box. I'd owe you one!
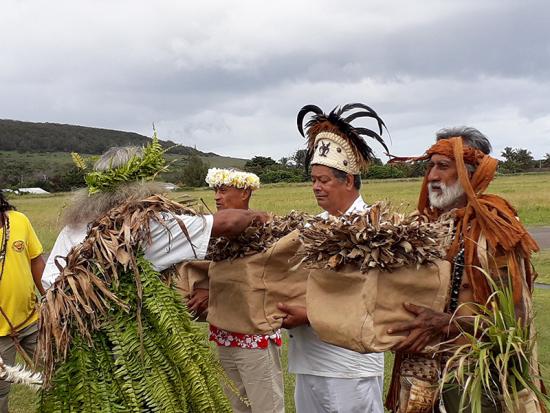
[288,195,384,378]
[42,213,213,290]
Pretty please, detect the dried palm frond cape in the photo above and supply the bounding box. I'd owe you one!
[206,211,309,261]
[297,202,453,272]
[38,195,231,412]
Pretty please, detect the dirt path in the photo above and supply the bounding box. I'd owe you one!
[528,226,550,249]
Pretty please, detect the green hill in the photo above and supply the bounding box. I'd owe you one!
[0,119,247,190]
[0,118,222,157]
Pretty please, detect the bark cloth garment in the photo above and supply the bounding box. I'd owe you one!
[385,137,541,413]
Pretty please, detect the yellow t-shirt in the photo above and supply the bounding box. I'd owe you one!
[0,210,43,336]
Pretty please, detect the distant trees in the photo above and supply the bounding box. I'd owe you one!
[499,147,535,173]
[291,149,308,170]
[244,155,305,184]
[2,138,549,192]
[180,155,210,187]
[362,162,426,179]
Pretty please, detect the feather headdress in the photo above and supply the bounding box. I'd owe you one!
[297,103,389,174]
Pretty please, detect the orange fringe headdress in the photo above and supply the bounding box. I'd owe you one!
[411,137,538,304]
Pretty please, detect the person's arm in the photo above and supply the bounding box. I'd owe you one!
[31,255,46,296]
[187,288,209,316]
[387,302,478,352]
[42,226,80,290]
[277,303,309,329]
[211,209,269,238]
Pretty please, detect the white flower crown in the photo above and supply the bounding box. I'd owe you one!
[205,168,260,190]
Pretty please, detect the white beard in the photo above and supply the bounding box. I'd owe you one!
[428,180,465,210]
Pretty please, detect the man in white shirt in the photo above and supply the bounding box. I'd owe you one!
[43,147,266,289]
[278,103,390,412]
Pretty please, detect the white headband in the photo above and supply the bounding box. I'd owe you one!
[205,168,260,190]
[311,131,360,175]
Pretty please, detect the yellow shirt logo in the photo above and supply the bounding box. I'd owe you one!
[12,240,25,253]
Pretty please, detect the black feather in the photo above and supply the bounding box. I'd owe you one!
[354,128,390,154]
[297,105,323,137]
[340,103,386,135]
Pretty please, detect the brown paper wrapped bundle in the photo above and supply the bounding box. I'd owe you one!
[206,212,310,335]
[299,203,453,353]
[172,260,211,299]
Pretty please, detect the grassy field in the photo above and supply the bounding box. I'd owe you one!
[9,288,550,413]
[10,172,550,251]
[534,250,550,284]
[6,173,550,412]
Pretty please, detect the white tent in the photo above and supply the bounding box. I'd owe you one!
[17,187,50,195]
[162,183,178,191]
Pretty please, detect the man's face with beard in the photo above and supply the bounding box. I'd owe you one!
[426,154,466,211]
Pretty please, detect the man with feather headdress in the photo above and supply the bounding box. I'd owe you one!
[386,127,544,412]
[278,103,389,412]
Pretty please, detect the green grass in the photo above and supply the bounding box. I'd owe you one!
[534,250,550,284]
[6,174,550,411]
[10,289,550,413]
[10,173,550,251]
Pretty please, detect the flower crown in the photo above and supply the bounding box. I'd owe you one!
[205,168,260,190]
[72,132,169,194]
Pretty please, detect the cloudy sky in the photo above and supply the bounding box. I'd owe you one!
[2,0,550,160]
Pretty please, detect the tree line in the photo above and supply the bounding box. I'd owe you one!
[181,147,550,188]
[2,147,549,192]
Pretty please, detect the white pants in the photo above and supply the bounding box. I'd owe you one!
[294,374,384,413]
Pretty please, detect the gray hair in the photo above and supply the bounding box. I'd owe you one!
[331,168,362,190]
[435,126,492,154]
[62,181,165,228]
[93,146,143,171]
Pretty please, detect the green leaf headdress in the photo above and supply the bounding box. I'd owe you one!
[72,131,169,194]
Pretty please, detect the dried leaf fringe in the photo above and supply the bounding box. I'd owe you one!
[297,202,453,272]
[206,210,310,261]
[38,194,200,385]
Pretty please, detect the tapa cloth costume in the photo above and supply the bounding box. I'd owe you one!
[385,137,542,413]
[291,103,391,413]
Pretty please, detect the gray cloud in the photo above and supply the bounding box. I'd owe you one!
[1,0,549,160]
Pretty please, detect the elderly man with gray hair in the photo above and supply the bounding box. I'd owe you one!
[436,126,492,154]
[39,138,269,411]
[386,126,542,413]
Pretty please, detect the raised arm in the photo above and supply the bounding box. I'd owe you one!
[211,209,268,238]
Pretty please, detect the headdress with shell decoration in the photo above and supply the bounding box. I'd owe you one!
[297,103,389,175]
